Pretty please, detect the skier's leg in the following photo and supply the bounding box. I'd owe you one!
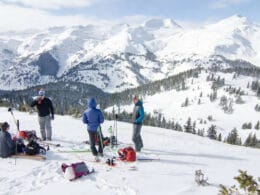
[38,116,46,140]
[138,125,143,149]
[88,131,98,156]
[45,115,52,141]
[132,124,140,150]
[133,124,143,151]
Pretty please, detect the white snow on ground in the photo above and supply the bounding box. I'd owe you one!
[107,70,260,141]
[1,107,260,195]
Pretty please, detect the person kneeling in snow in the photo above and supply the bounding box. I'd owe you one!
[0,122,16,158]
[82,98,104,160]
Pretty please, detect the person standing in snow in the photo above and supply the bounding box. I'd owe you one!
[0,122,16,158]
[30,88,54,141]
[132,96,145,152]
[83,98,104,159]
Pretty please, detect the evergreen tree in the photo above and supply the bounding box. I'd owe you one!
[242,122,250,129]
[254,121,260,130]
[182,97,189,107]
[244,133,252,147]
[181,80,186,90]
[251,133,258,147]
[184,117,193,133]
[207,125,217,140]
[226,128,241,145]
[235,95,244,104]
[248,122,252,129]
[217,133,222,142]
[255,104,260,112]
[219,95,227,107]
[257,88,260,97]
[192,121,196,134]
[207,115,213,121]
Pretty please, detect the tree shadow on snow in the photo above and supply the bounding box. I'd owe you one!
[138,157,206,166]
[142,148,245,161]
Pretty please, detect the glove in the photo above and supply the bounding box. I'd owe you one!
[32,96,40,100]
[12,136,17,142]
[51,115,54,120]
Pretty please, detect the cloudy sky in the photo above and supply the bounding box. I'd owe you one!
[0,0,259,31]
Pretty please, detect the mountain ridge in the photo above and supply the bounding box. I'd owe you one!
[0,15,259,92]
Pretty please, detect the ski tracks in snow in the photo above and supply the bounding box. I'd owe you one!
[92,177,137,195]
[0,160,62,195]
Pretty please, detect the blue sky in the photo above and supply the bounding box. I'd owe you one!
[0,0,259,31]
[75,0,259,21]
[50,0,260,22]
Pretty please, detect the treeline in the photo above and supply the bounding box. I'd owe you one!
[0,82,109,116]
[0,68,201,116]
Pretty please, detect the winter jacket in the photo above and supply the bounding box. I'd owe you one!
[82,98,104,132]
[132,100,145,124]
[31,97,54,117]
[0,130,15,158]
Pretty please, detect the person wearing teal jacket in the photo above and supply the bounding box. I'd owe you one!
[132,96,145,152]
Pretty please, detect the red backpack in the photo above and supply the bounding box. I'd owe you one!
[118,146,136,162]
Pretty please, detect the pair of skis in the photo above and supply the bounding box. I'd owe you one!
[11,153,46,161]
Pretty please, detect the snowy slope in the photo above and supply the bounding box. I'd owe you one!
[0,15,259,92]
[0,107,260,195]
[106,70,260,141]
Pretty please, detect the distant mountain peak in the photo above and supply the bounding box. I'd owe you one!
[216,14,252,27]
[144,18,182,29]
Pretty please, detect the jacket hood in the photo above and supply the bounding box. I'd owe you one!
[135,100,143,106]
[87,98,97,109]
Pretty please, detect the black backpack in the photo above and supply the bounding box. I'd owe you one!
[25,140,46,155]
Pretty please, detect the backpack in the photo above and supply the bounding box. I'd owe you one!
[16,139,26,153]
[18,130,38,141]
[61,162,93,181]
[118,146,136,162]
[25,140,46,155]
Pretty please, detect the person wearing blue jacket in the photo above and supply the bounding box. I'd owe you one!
[83,98,104,158]
[132,96,145,152]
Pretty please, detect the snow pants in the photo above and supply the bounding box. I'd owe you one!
[132,124,143,152]
[88,130,103,156]
[38,115,52,141]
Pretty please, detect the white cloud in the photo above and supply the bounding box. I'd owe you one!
[0,2,148,32]
[210,0,252,9]
[0,0,97,10]
[0,2,105,31]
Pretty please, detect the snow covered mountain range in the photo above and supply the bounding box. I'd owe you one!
[0,15,259,92]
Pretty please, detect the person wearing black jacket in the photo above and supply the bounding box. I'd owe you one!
[31,88,54,141]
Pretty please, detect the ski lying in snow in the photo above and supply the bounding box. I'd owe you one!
[137,157,160,161]
[57,149,91,153]
[11,154,46,161]
[128,166,137,171]
[39,141,61,147]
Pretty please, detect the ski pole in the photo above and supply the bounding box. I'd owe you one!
[115,114,118,146]
[8,107,19,131]
[8,107,19,165]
